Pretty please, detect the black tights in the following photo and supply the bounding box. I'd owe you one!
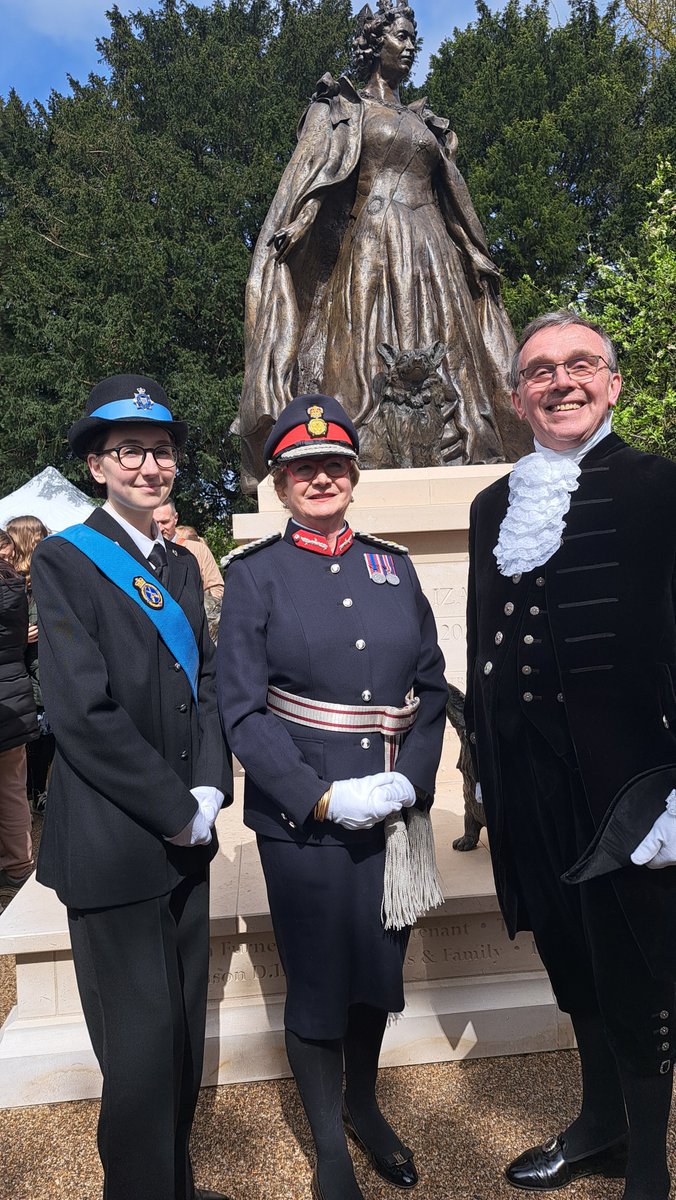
[561,1010,672,1200]
[285,1003,407,1200]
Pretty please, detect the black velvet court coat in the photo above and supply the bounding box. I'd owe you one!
[31,506,231,910]
[466,433,676,976]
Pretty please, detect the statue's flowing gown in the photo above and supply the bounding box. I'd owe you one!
[320,98,503,464]
[237,76,521,490]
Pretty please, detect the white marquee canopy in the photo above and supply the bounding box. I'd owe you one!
[0,467,95,533]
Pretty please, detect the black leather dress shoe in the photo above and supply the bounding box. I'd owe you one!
[505,1133,629,1190]
[343,1102,418,1189]
[194,1189,233,1200]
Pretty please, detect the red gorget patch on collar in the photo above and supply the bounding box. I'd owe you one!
[291,526,354,557]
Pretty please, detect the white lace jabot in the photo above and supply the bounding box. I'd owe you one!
[493,416,613,577]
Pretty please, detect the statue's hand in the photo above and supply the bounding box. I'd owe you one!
[268,203,318,263]
[471,248,501,281]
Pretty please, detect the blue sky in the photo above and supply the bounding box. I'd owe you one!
[0,0,505,105]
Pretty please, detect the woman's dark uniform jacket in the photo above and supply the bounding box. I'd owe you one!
[31,506,231,910]
[466,432,676,976]
[216,522,448,844]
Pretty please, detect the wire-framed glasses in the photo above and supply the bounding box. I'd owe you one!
[285,457,351,483]
[519,354,611,390]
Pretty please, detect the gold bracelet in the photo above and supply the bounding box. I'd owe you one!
[314,786,332,822]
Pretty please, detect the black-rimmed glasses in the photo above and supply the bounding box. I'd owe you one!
[99,444,178,470]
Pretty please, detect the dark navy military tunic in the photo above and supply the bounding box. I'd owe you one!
[217,520,447,1036]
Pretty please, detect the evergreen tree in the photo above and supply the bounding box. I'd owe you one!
[422,0,673,329]
[0,0,352,528]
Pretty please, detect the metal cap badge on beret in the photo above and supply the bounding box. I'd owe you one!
[68,374,189,459]
[264,394,359,467]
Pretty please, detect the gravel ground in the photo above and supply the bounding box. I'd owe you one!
[0,818,673,1199]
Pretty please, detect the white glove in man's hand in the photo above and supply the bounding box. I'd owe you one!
[191,786,224,827]
[328,772,411,830]
[631,790,676,869]
[165,804,212,847]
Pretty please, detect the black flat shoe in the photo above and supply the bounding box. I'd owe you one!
[505,1132,629,1191]
[194,1190,233,1200]
[342,1101,418,1189]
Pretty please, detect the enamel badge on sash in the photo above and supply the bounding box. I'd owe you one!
[364,552,400,585]
[133,576,165,609]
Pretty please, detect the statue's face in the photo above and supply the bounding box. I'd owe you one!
[379,16,416,79]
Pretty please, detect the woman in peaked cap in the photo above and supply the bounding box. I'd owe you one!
[31,374,231,1200]
[217,394,448,1200]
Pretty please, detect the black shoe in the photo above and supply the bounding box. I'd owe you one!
[194,1190,233,1200]
[342,1101,418,1189]
[505,1132,629,1190]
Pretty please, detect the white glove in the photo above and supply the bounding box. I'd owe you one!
[328,772,413,830]
[165,804,212,847]
[630,789,676,869]
[191,785,224,827]
[391,771,417,808]
[475,782,483,803]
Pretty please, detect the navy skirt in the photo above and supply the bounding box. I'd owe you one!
[257,833,410,1039]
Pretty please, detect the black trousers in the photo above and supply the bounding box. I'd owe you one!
[500,720,675,1074]
[68,871,209,1200]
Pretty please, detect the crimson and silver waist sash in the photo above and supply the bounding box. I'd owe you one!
[266,685,419,768]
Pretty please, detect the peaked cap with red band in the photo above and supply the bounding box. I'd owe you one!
[264,394,359,467]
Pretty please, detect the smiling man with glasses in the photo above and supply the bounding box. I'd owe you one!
[466,311,676,1200]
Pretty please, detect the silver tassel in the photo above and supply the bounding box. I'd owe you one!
[382,807,444,930]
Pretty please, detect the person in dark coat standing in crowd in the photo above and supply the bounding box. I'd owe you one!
[466,311,676,1200]
[5,515,54,811]
[31,376,232,1200]
[0,532,38,892]
[217,395,448,1200]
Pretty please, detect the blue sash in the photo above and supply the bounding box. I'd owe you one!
[57,524,199,705]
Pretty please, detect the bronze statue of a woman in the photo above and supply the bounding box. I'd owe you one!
[236,0,527,492]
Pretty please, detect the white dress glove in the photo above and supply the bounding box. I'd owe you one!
[630,789,676,869]
[190,785,224,827]
[328,772,414,830]
[475,782,483,803]
[165,804,212,847]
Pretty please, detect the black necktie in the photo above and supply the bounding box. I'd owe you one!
[148,543,169,586]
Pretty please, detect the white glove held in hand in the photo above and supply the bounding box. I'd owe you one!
[328,772,414,830]
[389,771,416,808]
[631,789,676,869]
[190,786,224,827]
[165,804,212,847]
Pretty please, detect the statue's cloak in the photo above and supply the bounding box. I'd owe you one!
[236,74,523,490]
